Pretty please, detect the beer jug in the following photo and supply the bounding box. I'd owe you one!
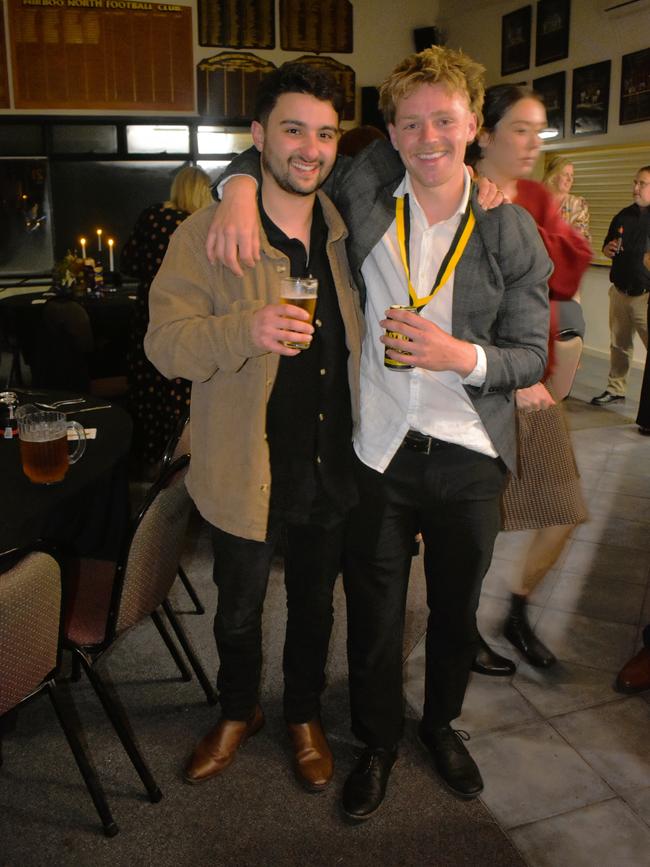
[15,405,86,484]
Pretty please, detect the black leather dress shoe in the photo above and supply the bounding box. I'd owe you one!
[471,635,516,676]
[341,747,397,821]
[419,724,483,799]
[591,391,624,406]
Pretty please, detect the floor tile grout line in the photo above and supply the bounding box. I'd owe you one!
[501,794,621,835]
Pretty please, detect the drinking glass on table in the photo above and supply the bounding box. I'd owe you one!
[280,277,318,349]
[16,405,86,484]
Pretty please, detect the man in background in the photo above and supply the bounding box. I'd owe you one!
[591,166,650,406]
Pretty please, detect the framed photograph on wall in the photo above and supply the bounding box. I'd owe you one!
[572,60,611,136]
[620,47,650,125]
[501,6,532,76]
[535,0,570,66]
[533,71,565,137]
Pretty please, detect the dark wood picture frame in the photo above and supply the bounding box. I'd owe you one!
[533,71,565,138]
[620,47,650,126]
[501,6,532,76]
[535,0,570,67]
[572,60,611,136]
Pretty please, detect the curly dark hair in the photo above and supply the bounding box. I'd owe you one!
[255,62,345,125]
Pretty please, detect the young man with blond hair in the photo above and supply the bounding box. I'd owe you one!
[210,46,551,819]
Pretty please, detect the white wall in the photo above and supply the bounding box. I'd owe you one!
[439,0,650,366]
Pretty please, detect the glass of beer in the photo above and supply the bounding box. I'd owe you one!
[280,276,318,349]
[16,406,86,484]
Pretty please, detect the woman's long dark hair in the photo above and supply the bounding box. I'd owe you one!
[466,84,544,167]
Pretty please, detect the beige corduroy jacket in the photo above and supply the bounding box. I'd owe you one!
[144,193,364,541]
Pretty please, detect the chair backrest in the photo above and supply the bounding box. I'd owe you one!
[0,549,62,716]
[32,299,93,392]
[111,455,191,636]
[160,412,190,470]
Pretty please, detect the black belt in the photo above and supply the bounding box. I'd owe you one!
[401,429,451,455]
[615,286,649,297]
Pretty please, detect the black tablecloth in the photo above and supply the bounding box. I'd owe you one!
[1,393,133,560]
[0,286,136,377]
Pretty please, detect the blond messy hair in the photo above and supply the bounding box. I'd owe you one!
[379,46,485,128]
[166,166,213,215]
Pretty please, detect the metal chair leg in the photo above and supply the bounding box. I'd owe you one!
[177,565,205,615]
[74,648,162,803]
[150,610,192,681]
[46,681,119,837]
[161,599,218,705]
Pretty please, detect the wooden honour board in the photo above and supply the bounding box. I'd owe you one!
[0,2,9,107]
[8,0,194,111]
[198,0,275,49]
[280,0,352,53]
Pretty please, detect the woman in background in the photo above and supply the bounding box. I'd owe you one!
[121,165,212,474]
[543,155,591,242]
[469,85,592,673]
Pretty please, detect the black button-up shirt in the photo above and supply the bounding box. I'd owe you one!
[261,196,356,529]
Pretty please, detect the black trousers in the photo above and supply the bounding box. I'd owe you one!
[211,519,343,723]
[344,442,506,748]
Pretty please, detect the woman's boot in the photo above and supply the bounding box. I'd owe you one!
[504,593,556,668]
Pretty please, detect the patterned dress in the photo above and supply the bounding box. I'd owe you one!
[559,193,591,242]
[120,204,191,465]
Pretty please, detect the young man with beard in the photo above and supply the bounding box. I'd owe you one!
[209,47,552,819]
[144,63,363,792]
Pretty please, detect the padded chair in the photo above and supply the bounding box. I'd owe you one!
[31,298,93,392]
[0,547,117,837]
[159,414,204,615]
[64,455,217,803]
[31,298,128,398]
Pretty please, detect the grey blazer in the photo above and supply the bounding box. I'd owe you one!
[220,141,552,473]
[328,140,551,474]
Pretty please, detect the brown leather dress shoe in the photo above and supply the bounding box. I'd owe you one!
[615,647,650,694]
[184,706,264,784]
[287,719,333,792]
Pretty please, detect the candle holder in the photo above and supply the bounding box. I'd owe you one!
[103,270,122,291]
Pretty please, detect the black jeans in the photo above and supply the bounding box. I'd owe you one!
[344,443,506,748]
[211,519,343,723]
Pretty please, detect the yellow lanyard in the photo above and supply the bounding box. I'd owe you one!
[395,193,476,310]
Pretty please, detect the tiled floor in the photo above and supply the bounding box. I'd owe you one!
[404,352,650,867]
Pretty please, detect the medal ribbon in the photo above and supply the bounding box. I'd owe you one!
[395,192,476,310]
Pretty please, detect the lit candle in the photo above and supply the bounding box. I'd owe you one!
[108,238,114,271]
[80,237,86,260]
[96,228,102,252]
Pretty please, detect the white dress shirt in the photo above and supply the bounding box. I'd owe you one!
[354,168,498,473]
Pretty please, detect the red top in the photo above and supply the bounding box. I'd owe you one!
[514,179,592,374]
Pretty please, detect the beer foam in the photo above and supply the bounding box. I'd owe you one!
[19,424,66,443]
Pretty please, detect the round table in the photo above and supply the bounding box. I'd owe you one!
[1,393,133,560]
[0,284,136,381]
